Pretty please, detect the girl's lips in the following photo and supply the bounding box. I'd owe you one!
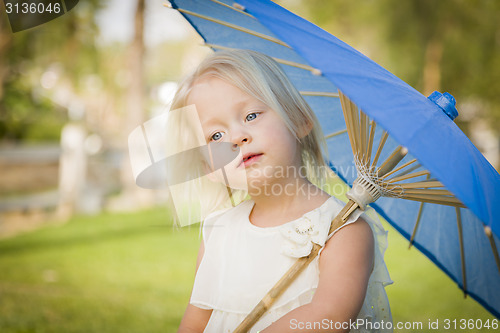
[240,153,263,167]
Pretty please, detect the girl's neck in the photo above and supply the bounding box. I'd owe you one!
[248,176,331,228]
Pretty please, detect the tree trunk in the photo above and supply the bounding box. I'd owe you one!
[117,0,150,209]
[423,36,443,96]
[127,0,145,132]
[0,16,12,102]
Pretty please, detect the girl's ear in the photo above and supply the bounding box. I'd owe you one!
[297,119,313,139]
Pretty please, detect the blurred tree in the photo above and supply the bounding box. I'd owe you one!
[281,0,500,133]
[377,0,500,131]
[119,0,147,202]
[0,0,103,142]
[126,0,145,137]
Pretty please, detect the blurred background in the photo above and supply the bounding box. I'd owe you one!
[0,0,498,332]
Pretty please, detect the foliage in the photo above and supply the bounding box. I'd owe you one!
[0,0,103,142]
[0,75,65,141]
[378,0,500,129]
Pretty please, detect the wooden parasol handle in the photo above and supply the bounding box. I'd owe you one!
[233,199,359,333]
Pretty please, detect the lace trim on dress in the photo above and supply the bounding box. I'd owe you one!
[279,197,365,258]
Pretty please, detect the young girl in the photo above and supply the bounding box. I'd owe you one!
[174,50,392,332]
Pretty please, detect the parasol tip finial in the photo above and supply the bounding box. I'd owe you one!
[233,3,246,11]
[484,225,492,237]
[428,91,458,121]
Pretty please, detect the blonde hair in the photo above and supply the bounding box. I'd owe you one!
[172,49,329,185]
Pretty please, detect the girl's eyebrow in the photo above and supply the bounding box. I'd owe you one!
[236,97,268,111]
[201,117,218,129]
[200,95,264,128]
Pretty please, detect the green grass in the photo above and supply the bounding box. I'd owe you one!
[0,208,200,333]
[0,207,496,333]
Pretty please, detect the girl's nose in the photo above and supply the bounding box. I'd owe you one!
[231,129,251,147]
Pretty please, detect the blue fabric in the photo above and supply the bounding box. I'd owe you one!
[170,0,500,318]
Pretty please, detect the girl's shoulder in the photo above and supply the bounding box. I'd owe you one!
[201,199,254,241]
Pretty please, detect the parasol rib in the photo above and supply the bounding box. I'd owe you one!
[351,105,362,157]
[209,0,254,17]
[409,202,425,249]
[204,43,321,74]
[371,130,388,168]
[340,92,361,155]
[388,163,422,180]
[339,92,358,157]
[175,8,290,47]
[300,91,340,97]
[456,208,468,298]
[402,195,465,208]
[377,146,407,177]
[387,170,430,183]
[359,111,368,166]
[380,158,417,180]
[386,181,444,190]
[401,189,454,196]
[365,120,376,167]
[325,129,348,140]
[484,226,500,274]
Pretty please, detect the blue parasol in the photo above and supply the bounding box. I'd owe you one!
[167,0,500,322]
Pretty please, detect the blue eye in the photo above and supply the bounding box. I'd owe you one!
[246,112,258,121]
[210,132,223,141]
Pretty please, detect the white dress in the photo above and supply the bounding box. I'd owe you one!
[190,196,393,332]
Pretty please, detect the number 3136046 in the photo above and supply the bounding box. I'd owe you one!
[5,2,61,14]
[443,319,498,330]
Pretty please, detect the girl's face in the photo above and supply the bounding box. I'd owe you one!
[187,76,302,192]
